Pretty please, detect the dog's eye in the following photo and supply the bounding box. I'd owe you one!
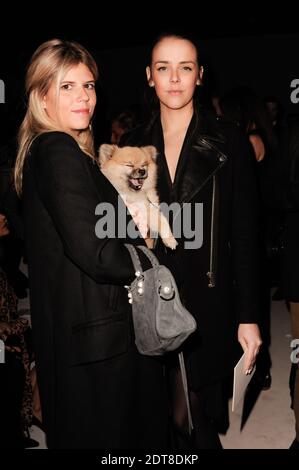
[125,164,134,167]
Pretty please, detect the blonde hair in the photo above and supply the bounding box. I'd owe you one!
[14,39,99,195]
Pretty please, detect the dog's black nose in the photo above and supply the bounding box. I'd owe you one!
[138,169,146,176]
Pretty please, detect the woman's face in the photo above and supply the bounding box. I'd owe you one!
[43,62,96,135]
[146,37,202,111]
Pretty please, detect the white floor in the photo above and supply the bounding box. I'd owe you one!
[21,293,296,449]
[220,298,295,449]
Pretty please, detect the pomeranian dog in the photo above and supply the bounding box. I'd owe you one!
[99,144,177,249]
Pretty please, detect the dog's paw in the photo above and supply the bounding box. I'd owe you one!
[163,236,178,250]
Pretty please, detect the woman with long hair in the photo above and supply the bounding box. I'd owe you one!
[14,39,168,449]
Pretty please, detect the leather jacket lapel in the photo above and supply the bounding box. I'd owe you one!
[123,111,230,204]
[151,112,229,204]
[177,132,228,203]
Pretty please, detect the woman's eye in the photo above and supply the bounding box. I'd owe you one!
[157,66,167,72]
[85,83,95,90]
[61,84,72,90]
[182,66,192,71]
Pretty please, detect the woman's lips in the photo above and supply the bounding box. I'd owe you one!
[72,109,90,114]
[168,90,182,95]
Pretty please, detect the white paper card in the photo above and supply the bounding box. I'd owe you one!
[232,353,256,412]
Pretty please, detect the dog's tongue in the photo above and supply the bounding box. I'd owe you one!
[131,178,142,187]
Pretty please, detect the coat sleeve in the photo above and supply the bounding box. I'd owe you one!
[231,129,259,323]
[32,132,135,284]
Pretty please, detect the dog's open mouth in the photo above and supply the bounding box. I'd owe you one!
[128,177,145,191]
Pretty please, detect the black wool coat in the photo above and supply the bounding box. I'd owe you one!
[22,132,168,449]
[121,111,259,390]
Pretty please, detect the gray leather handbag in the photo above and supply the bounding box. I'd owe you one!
[124,244,197,356]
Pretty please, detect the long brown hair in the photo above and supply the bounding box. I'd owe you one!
[14,39,98,195]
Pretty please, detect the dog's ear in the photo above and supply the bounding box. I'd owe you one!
[98,144,117,165]
[142,145,157,162]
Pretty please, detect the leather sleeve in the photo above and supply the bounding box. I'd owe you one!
[231,130,259,323]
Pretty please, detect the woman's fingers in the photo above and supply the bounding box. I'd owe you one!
[238,323,262,374]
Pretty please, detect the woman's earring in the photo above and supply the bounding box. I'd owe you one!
[149,81,155,88]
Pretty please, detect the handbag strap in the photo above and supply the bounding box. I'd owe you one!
[137,245,160,268]
[125,246,192,432]
[124,244,145,273]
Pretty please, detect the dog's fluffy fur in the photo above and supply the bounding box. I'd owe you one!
[99,144,177,249]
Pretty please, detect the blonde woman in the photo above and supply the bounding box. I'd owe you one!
[15,39,168,449]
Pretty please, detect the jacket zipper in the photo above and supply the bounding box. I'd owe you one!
[170,137,226,288]
[207,175,216,287]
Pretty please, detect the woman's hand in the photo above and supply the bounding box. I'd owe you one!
[238,323,262,374]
